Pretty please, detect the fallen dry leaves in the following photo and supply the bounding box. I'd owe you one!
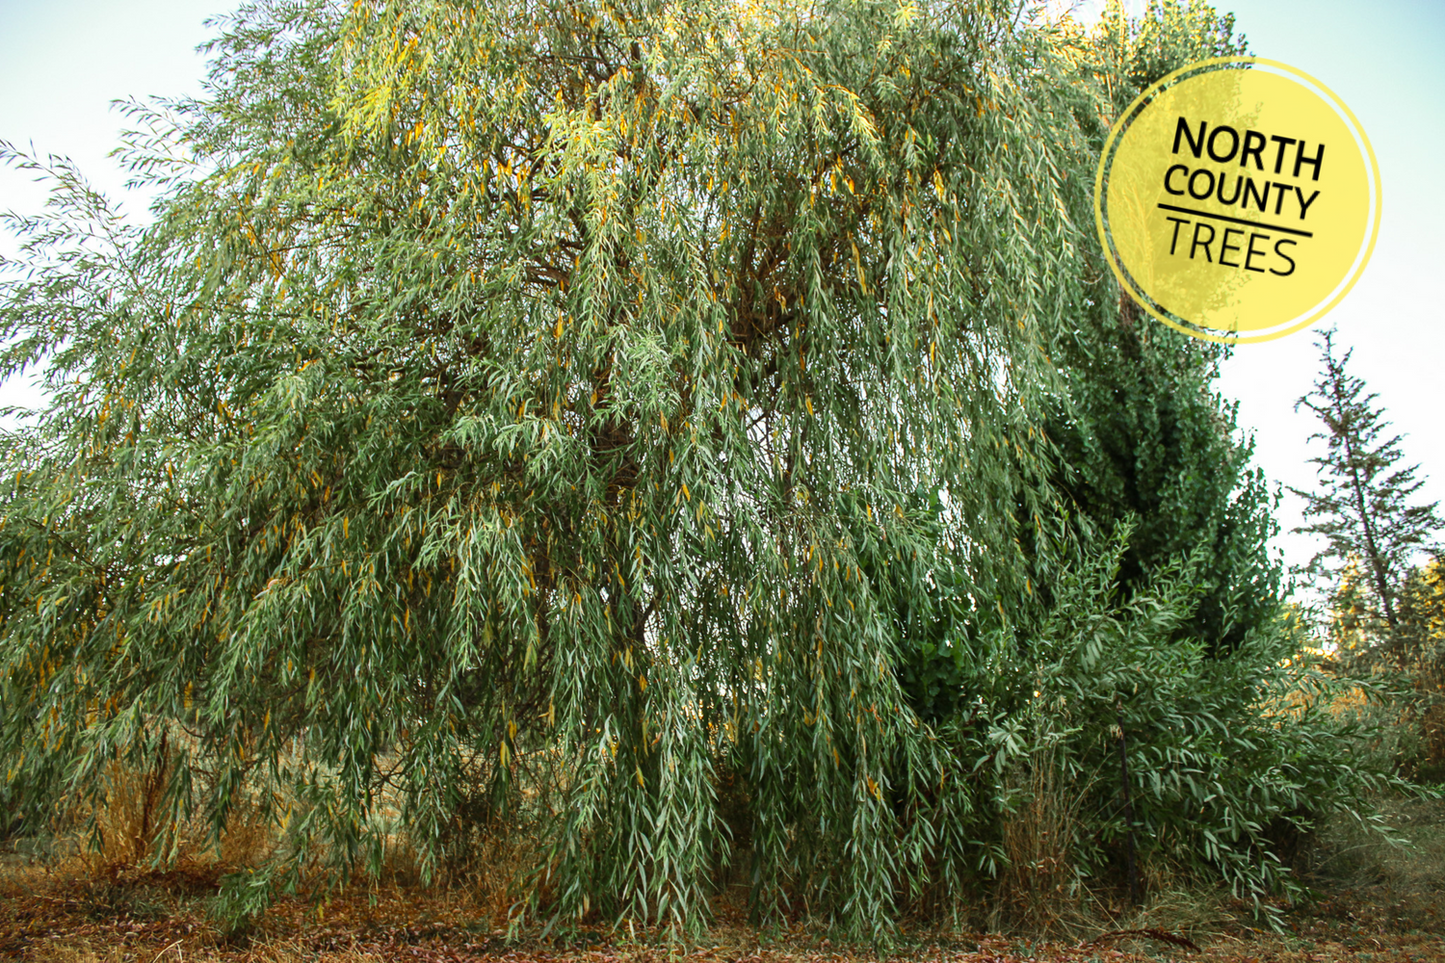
[1,862,1441,963]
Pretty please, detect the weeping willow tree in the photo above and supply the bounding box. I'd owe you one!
[0,0,1108,935]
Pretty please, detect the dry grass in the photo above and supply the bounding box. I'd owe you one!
[991,741,1090,935]
[1305,796,1445,891]
[24,946,132,963]
[85,751,174,874]
[59,748,277,886]
[4,756,1441,963]
[3,874,1444,963]
[1293,794,1445,937]
[441,830,548,927]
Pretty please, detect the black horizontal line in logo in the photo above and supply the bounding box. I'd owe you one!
[1156,203,1314,239]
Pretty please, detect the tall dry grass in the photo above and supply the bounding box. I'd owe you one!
[60,742,276,886]
[991,741,1089,935]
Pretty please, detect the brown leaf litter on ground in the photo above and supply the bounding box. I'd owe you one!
[1,859,1441,963]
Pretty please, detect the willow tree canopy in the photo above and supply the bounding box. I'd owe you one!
[1,0,1105,935]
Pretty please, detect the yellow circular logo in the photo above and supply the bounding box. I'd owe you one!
[1095,57,1381,343]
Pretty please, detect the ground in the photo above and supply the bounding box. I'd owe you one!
[2,798,1441,963]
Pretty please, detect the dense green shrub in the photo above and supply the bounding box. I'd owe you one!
[895,521,1410,917]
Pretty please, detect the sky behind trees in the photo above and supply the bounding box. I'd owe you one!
[1,0,1440,581]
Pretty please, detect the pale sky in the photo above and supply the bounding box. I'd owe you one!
[1,0,1441,585]
[1203,0,1444,582]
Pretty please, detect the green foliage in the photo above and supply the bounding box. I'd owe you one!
[1395,560,1445,781]
[887,2,1390,919]
[1038,0,1274,655]
[1092,0,1249,112]
[1327,556,1445,783]
[1293,329,1442,638]
[1046,318,1282,654]
[1023,541,1395,911]
[1295,332,1443,785]
[900,522,1411,917]
[0,0,1100,940]
[0,0,1412,940]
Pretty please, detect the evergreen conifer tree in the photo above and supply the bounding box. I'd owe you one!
[1040,0,1276,655]
[1293,329,1442,645]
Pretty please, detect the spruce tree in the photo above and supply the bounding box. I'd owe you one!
[1293,329,1442,641]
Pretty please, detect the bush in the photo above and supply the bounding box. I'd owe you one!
[898,524,1414,924]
